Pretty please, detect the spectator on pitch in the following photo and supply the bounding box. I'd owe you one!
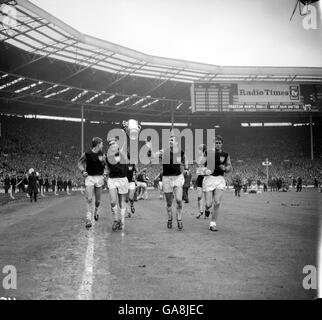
[67,179,73,195]
[314,177,318,189]
[183,168,192,203]
[232,174,242,197]
[242,177,248,193]
[4,174,10,194]
[44,176,50,192]
[63,179,68,193]
[23,175,29,194]
[263,181,268,192]
[10,174,17,194]
[17,174,24,193]
[38,174,45,197]
[296,176,303,192]
[52,177,58,195]
[27,169,39,203]
[256,179,261,190]
[57,177,63,192]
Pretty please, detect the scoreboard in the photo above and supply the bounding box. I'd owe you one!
[191,83,232,112]
[191,82,322,113]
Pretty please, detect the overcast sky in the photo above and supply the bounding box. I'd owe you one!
[30,0,322,67]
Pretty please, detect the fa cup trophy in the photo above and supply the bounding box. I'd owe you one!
[122,119,141,140]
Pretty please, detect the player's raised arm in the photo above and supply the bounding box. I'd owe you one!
[119,143,129,164]
[145,138,163,161]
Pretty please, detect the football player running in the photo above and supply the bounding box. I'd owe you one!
[203,135,232,232]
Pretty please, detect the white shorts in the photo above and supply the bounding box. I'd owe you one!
[108,177,129,194]
[163,174,184,193]
[203,175,226,192]
[128,181,136,191]
[137,181,147,188]
[158,181,163,190]
[85,175,104,188]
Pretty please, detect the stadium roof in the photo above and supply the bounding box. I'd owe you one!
[0,0,322,120]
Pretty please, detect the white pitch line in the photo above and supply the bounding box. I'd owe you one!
[78,226,95,300]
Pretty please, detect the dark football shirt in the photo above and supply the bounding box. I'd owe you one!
[206,149,229,177]
[85,150,105,176]
[106,152,128,178]
[162,147,185,177]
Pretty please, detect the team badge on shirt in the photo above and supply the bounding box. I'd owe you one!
[220,156,225,163]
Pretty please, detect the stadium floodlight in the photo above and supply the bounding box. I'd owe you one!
[115,95,137,106]
[99,94,116,105]
[85,92,104,104]
[176,102,183,110]
[43,84,59,95]
[132,98,146,106]
[0,77,24,90]
[30,89,43,95]
[141,99,159,109]
[132,95,151,107]
[15,81,43,93]
[45,87,71,99]
[71,90,88,102]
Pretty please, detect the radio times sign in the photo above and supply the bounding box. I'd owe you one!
[238,84,300,103]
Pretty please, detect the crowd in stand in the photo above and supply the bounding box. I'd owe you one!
[0,116,321,196]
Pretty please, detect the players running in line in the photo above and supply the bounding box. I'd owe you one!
[78,133,231,233]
